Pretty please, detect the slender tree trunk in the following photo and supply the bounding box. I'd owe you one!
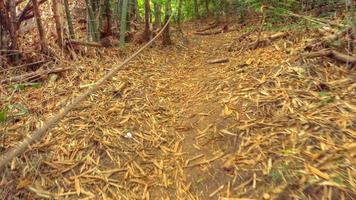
[205,0,210,17]
[119,0,128,47]
[177,0,183,29]
[126,0,131,32]
[104,0,112,35]
[162,0,171,46]
[63,0,75,39]
[143,0,151,41]
[52,0,63,47]
[8,0,20,63]
[85,0,99,41]
[133,0,140,22]
[193,0,200,19]
[153,2,161,29]
[32,0,49,54]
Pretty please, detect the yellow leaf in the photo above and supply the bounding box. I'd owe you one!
[246,58,253,65]
[306,164,330,180]
[74,177,81,195]
[224,105,233,116]
[16,178,31,190]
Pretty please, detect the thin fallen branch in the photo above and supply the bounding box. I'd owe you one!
[196,22,219,32]
[247,32,289,49]
[207,58,229,64]
[195,29,224,36]
[0,13,174,170]
[301,50,356,64]
[284,11,345,28]
[0,67,70,84]
[68,40,103,48]
[228,27,257,51]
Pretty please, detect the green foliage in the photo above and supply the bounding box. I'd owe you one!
[0,104,29,123]
[10,83,41,91]
[319,91,334,105]
[0,109,6,123]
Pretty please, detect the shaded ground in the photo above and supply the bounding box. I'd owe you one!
[1,21,355,199]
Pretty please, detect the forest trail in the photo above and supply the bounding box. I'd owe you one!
[2,22,355,199]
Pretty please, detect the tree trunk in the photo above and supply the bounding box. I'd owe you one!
[162,0,171,46]
[133,0,140,22]
[205,0,210,17]
[177,0,183,29]
[143,0,151,41]
[63,0,75,39]
[126,0,131,32]
[193,0,200,19]
[32,0,49,54]
[8,0,20,63]
[104,0,112,35]
[85,0,99,42]
[153,2,161,29]
[52,0,63,47]
[119,0,128,47]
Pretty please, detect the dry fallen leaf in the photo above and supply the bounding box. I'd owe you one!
[306,164,330,180]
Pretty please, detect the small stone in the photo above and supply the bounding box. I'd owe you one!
[263,193,270,200]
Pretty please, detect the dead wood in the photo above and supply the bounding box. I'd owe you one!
[207,58,229,64]
[228,27,257,51]
[284,12,345,28]
[195,29,224,35]
[247,32,289,49]
[305,27,352,50]
[196,22,219,32]
[0,67,70,84]
[68,40,103,48]
[301,50,356,64]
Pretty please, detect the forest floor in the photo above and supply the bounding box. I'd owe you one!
[1,20,356,200]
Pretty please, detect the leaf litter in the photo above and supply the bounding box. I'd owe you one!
[0,22,355,199]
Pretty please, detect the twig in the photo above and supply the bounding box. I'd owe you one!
[0,67,70,84]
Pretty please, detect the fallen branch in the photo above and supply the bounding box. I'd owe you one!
[195,24,229,36]
[228,27,257,51]
[196,22,219,32]
[246,32,289,49]
[207,58,229,64]
[68,40,103,48]
[284,11,345,28]
[305,27,352,50]
[0,13,174,170]
[195,29,224,35]
[0,67,70,84]
[301,50,356,64]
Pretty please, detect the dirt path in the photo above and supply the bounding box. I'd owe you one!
[2,25,355,200]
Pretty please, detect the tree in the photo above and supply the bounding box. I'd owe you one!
[143,0,151,41]
[162,0,171,46]
[32,0,49,54]
[8,0,20,63]
[63,0,75,39]
[120,0,129,47]
[153,1,161,29]
[193,0,200,19]
[177,0,183,29]
[52,0,63,47]
[205,0,210,17]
